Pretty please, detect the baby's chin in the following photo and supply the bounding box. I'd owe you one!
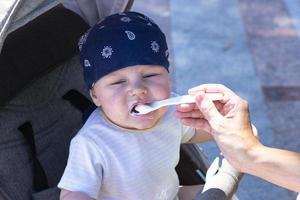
[127,107,167,130]
[111,117,160,130]
[130,118,160,130]
[106,107,167,130]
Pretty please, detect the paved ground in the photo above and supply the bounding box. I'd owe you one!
[133,0,299,199]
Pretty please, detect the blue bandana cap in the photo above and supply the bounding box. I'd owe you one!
[78,11,170,89]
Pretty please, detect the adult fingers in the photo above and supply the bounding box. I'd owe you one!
[176,103,197,113]
[176,101,224,114]
[174,109,204,119]
[188,84,234,95]
[180,118,212,133]
[195,91,223,126]
[188,84,236,104]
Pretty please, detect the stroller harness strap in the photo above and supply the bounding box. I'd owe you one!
[18,122,49,192]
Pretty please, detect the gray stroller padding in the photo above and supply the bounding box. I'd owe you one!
[193,188,227,200]
[32,187,60,200]
[0,5,89,107]
[0,55,88,200]
[0,187,12,200]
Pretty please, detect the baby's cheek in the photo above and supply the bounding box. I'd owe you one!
[103,97,120,112]
[111,98,128,114]
[150,81,169,95]
[158,86,171,99]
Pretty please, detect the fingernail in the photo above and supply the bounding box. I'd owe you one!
[196,91,205,97]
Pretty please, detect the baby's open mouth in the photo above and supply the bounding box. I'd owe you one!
[129,102,150,116]
[129,100,155,116]
[130,105,140,114]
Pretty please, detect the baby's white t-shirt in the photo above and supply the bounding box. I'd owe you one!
[58,106,195,200]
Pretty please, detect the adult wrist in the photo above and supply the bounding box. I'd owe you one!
[242,143,265,174]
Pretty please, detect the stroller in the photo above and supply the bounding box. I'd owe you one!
[0,1,238,199]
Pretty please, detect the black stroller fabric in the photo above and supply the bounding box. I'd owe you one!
[0,5,89,107]
[176,144,207,185]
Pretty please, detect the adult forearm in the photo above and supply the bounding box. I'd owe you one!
[244,145,300,192]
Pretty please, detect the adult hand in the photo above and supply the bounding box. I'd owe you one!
[175,84,261,171]
[176,84,300,192]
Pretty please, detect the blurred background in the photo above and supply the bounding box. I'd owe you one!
[132,0,300,199]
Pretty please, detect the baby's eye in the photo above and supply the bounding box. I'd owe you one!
[143,74,159,78]
[110,80,126,85]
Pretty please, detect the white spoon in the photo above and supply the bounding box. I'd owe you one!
[130,92,223,116]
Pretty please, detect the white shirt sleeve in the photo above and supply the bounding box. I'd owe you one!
[180,124,196,143]
[58,134,104,199]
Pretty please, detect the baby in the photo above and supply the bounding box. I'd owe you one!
[58,11,214,200]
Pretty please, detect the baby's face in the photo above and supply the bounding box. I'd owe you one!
[90,65,171,130]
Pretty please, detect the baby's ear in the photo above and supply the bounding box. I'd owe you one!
[90,89,101,107]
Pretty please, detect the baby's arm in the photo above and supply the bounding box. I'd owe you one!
[60,189,94,200]
[187,129,214,144]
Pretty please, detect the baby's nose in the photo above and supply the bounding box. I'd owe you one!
[128,83,147,96]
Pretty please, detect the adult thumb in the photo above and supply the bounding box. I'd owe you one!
[195,92,223,124]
